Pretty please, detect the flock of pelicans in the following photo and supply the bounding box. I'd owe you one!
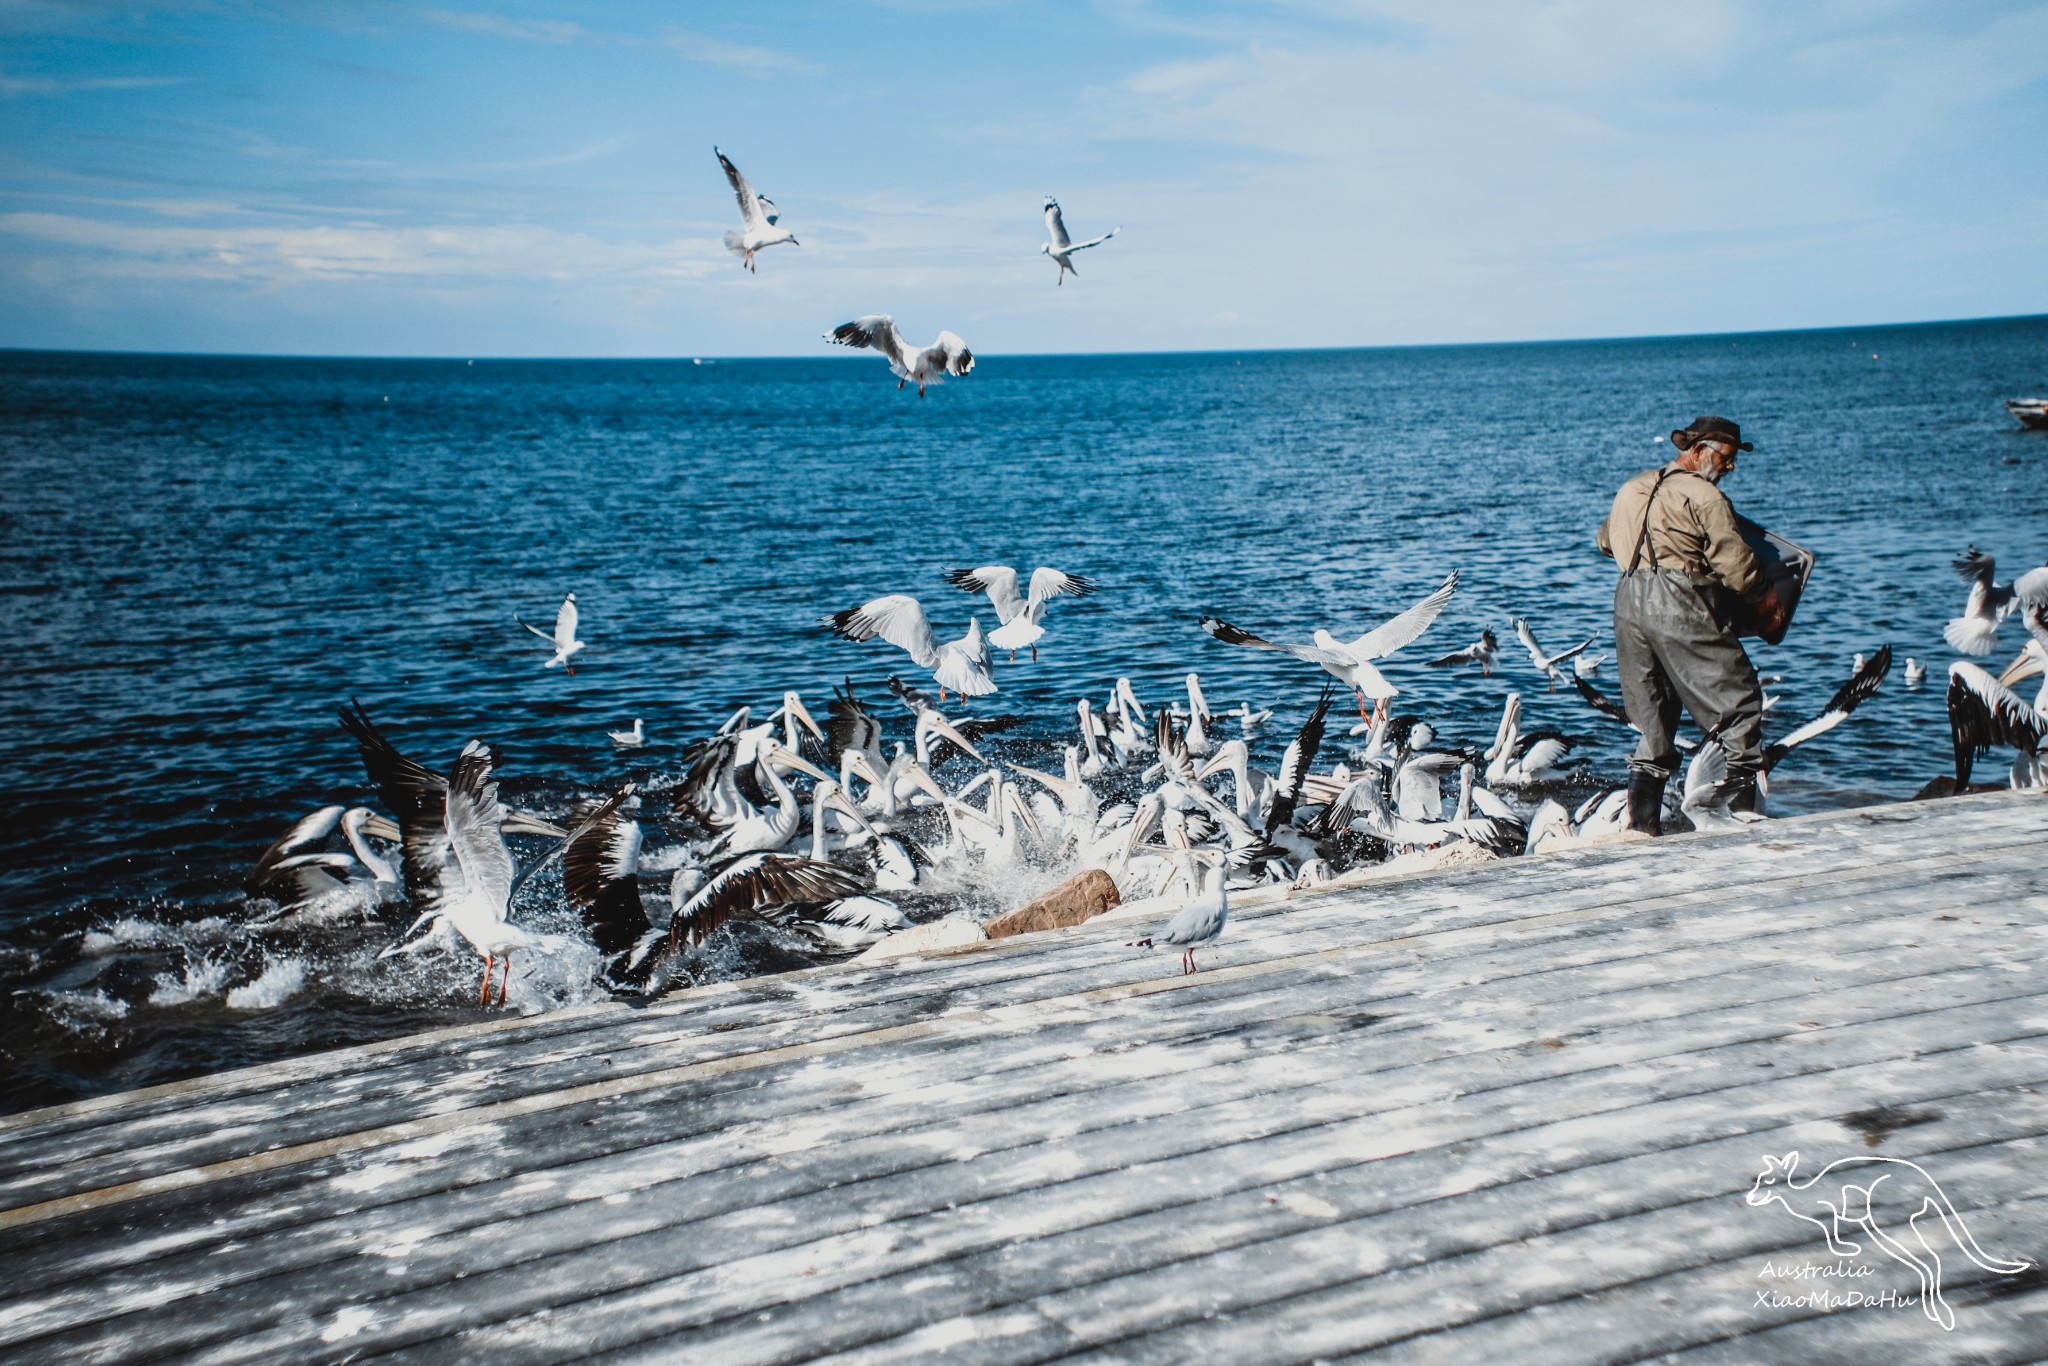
[714,145,1119,395]
[241,546,2048,1008]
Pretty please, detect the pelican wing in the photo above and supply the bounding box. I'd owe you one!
[337,700,458,901]
[824,678,881,764]
[715,147,767,230]
[445,742,515,919]
[1026,566,1096,607]
[1266,686,1334,836]
[943,565,1024,621]
[249,806,345,882]
[1200,617,1350,667]
[826,314,911,371]
[1767,645,1891,761]
[668,852,866,952]
[1948,660,2044,786]
[1344,569,1460,659]
[563,797,659,988]
[923,331,974,378]
[1570,674,1634,727]
[1043,198,1071,248]
[822,594,942,669]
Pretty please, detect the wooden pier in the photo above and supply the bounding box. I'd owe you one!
[2,791,2044,1363]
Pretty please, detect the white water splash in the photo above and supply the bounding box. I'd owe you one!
[226,956,307,1010]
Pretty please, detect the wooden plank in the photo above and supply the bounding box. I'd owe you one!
[99,988,2047,1364]
[2,824,2031,1214]
[0,793,2039,1364]
[8,856,2039,1359]
[4,795,2022,1163]
[0,856,2015,1294]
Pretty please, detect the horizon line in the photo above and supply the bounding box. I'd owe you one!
[3,309,2043,366]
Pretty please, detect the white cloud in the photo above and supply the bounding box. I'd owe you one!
[417,9,586,45]
[0,71,187,96]
[656,27,819,76]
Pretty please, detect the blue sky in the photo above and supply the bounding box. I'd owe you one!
[2,1,2045,357]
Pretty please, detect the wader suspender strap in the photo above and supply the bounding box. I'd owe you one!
[1627,470,1677,572]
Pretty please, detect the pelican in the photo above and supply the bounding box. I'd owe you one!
[715,146,797,273]
[1484,692,1576,787]
[714,744,830,857]
[665,851,867,954]
[1181,673,1214,756]
[942,565,1095,661]
[1041,197,1119,286]
[1427,628,1499,675]
[824,315,974,397]
[1200,569,1459,720]
[823,596,995,701]
[1076,697,1110,779]
[1512,618,1592,689]
[246,805,399,908]
[1948,606,2047,788]
[562,786,664,995]
[517,592,585,673]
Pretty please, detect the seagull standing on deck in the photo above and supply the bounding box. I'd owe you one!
[1199,570,1459,722]
[1041,198,1119,286]
[824,315,974,396]
[715,147,797,273]
[1129,856,1227,975]
[518,592,585,674]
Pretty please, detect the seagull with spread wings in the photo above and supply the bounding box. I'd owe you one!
[942,565,1095,661]
[715,146,797,273]
[821,594,997,701]
[824,315,974,396]
[1199,570,1459,722]
[518,592,585,673]
[1512,618,1592,689]
[1041,197,1119,286]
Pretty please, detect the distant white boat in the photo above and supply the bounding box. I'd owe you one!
[2007,398,2048,430]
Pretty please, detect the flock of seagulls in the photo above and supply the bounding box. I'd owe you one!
[711,147,1122,395]
[248,539,2048,1011]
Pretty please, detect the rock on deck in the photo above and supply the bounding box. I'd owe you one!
[1,791,2044,1364]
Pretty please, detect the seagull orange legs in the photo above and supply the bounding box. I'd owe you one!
[478,954,512,1008]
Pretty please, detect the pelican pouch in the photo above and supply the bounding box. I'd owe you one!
[1725,517,1815,645]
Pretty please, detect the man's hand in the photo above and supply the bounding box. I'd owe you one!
[1752,584,1790,638]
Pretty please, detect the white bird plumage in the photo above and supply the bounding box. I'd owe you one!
[822,594,997,701]
[1041,197,1119,286]
[518,592,585,673]
[716,147,797,273]
[825,314,974,397]
[942,564,1096,660]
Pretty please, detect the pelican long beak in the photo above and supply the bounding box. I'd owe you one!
[823,789,881,840]
[918,712,985,765]
[1999,646,2046,688]
[763,743,830,783]
[1004,759,1069,797]
[359,813,402,843]
[775,692,827,746]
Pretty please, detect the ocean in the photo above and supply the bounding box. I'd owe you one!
[2,315,2043,1113]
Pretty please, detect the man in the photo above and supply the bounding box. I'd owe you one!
[1596,416,1788,834]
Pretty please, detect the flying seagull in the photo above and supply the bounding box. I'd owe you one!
[942,565,1096,660]
[821,594,997,701]
[715,146,797,273]
[1041,197,1119,286]
[824,315,974,396]
[518,592,585,673]
[1200,569,1460,721]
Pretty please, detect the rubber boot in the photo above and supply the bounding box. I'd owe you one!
[1726,771,1760,816]
[1627,769,1667,836]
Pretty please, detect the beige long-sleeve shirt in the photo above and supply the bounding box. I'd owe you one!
[1596,463,1768,600]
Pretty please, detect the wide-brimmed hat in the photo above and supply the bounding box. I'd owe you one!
[1670,415,1754,452]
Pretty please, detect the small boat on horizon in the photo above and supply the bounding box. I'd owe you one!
[2007,398,2048,430]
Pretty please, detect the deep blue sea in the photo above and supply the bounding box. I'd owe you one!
[3,317,2044,1112]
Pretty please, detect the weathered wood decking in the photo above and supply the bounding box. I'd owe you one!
[1,791,2044,1364]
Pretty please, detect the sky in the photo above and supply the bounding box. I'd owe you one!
[1,0,2045,358]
